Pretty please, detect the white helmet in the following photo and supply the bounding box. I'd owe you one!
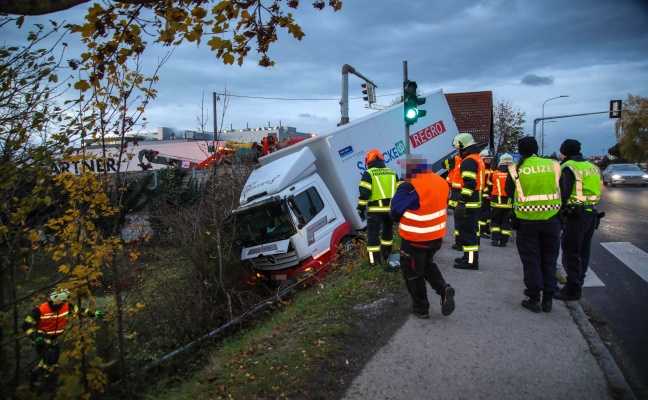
[452,133,475,149]
[499,153,514,165]
[479,149,493,158]
[49,288,69,304]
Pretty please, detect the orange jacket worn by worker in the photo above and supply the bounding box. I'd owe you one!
[398,171,450,242]
[36,302,70,336]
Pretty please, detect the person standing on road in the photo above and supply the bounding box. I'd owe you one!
[444,154,464,251]
[390,154,455,319]
[478,149,494,239]
[554,139,602,301]
[452,133,485,270]
[505,136,562,313]
[358,149,399,268]
[490,153,514,247]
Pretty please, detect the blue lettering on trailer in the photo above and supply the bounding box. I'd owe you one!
[338,146,353,158]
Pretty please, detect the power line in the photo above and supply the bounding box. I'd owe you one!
[214,92,401,101]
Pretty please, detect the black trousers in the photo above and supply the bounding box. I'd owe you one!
[399,238,447,314]
[490,207,512,243]
[561,210,598,292]
[456,210,479,263]
[516,217,561,299]
[478,199,491,234]
[366,212,394,265]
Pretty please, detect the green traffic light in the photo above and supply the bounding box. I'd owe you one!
[405,107,418,120]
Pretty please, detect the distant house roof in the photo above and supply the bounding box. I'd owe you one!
[445,91,493,145]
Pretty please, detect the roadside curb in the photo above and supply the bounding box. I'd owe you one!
[567,300,638,400]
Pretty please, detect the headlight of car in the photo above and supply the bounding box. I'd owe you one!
[642,174,648,180]
[612,174,621,179]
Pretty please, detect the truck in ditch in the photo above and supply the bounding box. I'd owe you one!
[232,88,460,283]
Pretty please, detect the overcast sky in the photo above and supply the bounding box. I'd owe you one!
[6,0,648,158]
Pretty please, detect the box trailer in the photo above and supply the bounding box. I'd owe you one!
[232,89,459,283]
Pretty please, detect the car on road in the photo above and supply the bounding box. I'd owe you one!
[602,164,648,187]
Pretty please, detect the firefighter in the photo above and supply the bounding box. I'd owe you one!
[452,133,485,270]
[555,139,602,301]
[490,153,514,247]
[478,149,494,239]
[444,154,463,251]
[23,288,105,384]
[357,149,399,267]
[390,154,455,319]
[505,137,562,313]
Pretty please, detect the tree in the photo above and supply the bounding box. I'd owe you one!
[615,93,648,165]
[3,0,342,68]
[492,99,526,156]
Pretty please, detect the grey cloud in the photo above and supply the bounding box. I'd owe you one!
[521,74,554,86]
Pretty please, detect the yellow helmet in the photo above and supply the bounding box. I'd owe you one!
[452,133,475,149]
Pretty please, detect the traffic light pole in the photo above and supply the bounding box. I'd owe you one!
[532,111,612,139]
[403,61,410,154]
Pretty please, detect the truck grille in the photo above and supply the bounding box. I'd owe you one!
[251,251,299,270]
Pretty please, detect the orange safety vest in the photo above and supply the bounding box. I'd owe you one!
[460,153,485,191]
[447,155,463,189]
[491,170,509,196]
[36,302,70,336]
[398,171,449,242]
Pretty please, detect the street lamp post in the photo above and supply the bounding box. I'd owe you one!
[541,120,555,156]
[542,95,569,156]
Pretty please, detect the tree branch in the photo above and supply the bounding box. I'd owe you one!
[0,0,159,16]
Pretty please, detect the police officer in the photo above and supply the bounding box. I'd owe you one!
[478,149,494,239]
[358,149,399,267]
[490,153,514,247]
[444,154,463,251]
[452,133,485,270]
[390,154,455,319]
[505,137,562,313]
[554,139,602,301]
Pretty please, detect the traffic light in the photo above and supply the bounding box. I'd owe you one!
[361,82,376,104]
[609,99,622,118]
[403,80,426,125]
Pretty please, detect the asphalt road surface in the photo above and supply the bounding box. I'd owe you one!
[579,182,648,394]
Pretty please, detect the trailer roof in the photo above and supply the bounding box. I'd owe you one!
[445,91,492,145]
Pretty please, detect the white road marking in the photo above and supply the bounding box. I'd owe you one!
[557,249,605,287]
[601,242,648,284]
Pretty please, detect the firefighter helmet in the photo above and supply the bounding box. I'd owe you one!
[365,149,384,165]
[499,153,514,165]
[49,288,69,304]
[479,149,493,158]
[452,133,475,149]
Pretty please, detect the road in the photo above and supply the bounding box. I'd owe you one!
[579,182,648,395]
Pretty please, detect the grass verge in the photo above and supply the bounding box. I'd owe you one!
[142,261,407,400]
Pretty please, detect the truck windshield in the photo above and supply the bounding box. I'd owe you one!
[234,200,297,247]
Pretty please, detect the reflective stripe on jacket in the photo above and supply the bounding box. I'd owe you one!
[398,172,449,242]
[562,160,601,205]
[509,157,562,220]
[459,153,485,209]
[359,167,398,213]
[490,170,512,208]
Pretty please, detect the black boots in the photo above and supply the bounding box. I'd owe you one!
[440,286,456,316]
[453,253,479,270]
[521,296,541,313]
[554,286,581,301]
[541,293,553,312]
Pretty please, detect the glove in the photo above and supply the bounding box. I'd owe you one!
[455,201,467,218]
[94,311,106,318]
[357,208,366,221]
